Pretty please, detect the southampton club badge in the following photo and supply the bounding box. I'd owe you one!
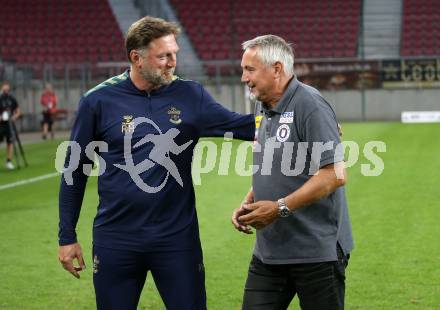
[122,115,135,134]
[168,107,182,125]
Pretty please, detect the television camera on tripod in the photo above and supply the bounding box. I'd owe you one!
[0,82,27,170]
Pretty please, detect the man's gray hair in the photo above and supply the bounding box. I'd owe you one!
[242,35,294,77]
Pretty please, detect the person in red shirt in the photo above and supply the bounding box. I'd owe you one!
[40,82,57,139]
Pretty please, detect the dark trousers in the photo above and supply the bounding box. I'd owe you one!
[42,112,53,130]
[92,245,206,310]
[242,247,349,310]
[0,121,13,144]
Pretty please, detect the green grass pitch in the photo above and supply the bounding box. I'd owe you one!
[0,122,439,309]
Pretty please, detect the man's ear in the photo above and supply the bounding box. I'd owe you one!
[273,61,283,78]
[130,50,141,65]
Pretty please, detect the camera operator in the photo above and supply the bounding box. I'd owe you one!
[0,81,21,170]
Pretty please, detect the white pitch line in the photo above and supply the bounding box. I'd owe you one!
[0,172,60,191]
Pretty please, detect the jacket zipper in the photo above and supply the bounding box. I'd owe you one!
[145,91,152,115]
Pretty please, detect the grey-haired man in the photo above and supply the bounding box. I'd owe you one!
[232,35,353,310]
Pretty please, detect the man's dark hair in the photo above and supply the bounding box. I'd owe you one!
[125,16,181,61]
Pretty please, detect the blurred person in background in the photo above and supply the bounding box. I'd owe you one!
[40,82,57,140]
[0,81,21,170]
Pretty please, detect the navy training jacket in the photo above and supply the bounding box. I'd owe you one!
[58,71,255,252]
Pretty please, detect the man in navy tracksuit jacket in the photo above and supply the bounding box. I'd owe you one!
[58,16,254,309]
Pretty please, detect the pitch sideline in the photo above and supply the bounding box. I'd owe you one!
[0,172,60,191]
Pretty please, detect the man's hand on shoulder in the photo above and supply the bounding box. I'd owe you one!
[58,243,86,279]
[337,123,343,137]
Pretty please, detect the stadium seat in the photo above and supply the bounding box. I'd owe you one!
[401,0,440,56]
[169,0,361,70]
[0,0,125,65]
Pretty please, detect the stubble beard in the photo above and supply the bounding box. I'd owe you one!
[139,66,175,88]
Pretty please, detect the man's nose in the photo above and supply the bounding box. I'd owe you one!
[167,54,177,68]
[241,72,248,83]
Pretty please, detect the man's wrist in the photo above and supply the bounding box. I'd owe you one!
[59,237,78,246]
[277,198,292,217]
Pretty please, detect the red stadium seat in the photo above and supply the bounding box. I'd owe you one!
[0,0,125,65]
[169,0,361,67]
[401,0,440,56]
